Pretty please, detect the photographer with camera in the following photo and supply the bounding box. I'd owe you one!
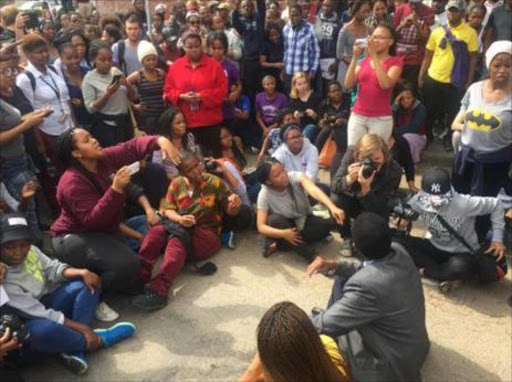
[331,134,402,255]
[0,214,136,375]
[397,168,507,284]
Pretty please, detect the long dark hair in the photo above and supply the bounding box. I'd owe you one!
[257,302,350,382]
[214,127,247,169]
[157,107,192,150]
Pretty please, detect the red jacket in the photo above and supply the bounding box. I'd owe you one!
[51,136,158,236]
[164,54,228,128]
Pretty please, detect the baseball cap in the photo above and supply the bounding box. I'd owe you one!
[162,27,179,42]
[421,168,451,196]
[445,0,464,11]
[155,3,167,15]
[0,214,34,245]
[186,11,200,19]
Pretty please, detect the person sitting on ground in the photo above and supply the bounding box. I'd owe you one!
[256,158,345,261]
[272,124,320,184]
[307,212,430,382]
[288,71,322,142]
[258,108,296,162]
[397,167,507,283]
[133,150,252,310]
[256,75,288,139]
[316,81,350,178]
[152,107,198,180]
[331,134,402,256]
[239,301,351,382]
[392,80,427,164]
[51,128,180,322]
[0,213,136,375]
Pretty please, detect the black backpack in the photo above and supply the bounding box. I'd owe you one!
[117,40,127,76]
[24,65,59,91]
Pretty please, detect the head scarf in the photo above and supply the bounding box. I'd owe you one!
[485,40,512,69]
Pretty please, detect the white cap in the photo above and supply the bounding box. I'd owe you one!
[137,40,158,63]
[485,40,512,69]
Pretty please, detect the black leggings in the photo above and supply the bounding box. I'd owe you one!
[265,214,336,262]
[396,235,476,281]
[52,233,140,295]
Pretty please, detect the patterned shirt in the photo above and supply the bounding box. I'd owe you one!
[161,173,232,229]
[283,21,321,75]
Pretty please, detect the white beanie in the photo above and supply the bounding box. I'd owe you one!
[485,40,512,69]
[137,40,158,63]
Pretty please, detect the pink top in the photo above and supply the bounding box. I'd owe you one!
[353,56,403,117]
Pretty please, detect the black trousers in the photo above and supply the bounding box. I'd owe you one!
[331,193,365,238]
[422,75,463,142]
[396,235,476,281]
[190,125,221,157]
[266,214,336,262]
[241,58,261,106]
[52,233,140,295]
[223,204,253,232]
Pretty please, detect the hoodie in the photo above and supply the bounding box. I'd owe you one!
[272,138,319,181]
[392,99,427,136]
[408,191,505,253]
[3,245,69,323]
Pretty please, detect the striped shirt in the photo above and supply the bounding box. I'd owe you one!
[136,70,166,126]
[283,21,321,75]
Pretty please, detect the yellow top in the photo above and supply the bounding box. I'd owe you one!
[320,334,350,379]
[426,21,479,83]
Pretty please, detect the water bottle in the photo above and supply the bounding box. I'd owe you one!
[189,88,199,112]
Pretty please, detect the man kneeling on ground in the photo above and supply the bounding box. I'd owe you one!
[133,151,252,310]
[307,212,430,382]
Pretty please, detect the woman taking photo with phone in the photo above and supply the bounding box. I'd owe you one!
[82,40,138,147]
[345,24,403,146]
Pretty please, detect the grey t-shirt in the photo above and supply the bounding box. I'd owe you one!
[257,171,312,230]
[460,81,512,153]
[112,40,143,76]
[0,99,25,160]
[489,5,512,41]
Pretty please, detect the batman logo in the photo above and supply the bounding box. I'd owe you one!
[465,109,501,132]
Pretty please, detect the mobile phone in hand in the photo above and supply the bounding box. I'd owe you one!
[111,74,121,85]
[127,161,140,175]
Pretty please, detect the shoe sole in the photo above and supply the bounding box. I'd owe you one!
[95,311,119,322]
[131,298,167,310]
[94,322,137,335]
[61,354,88,375]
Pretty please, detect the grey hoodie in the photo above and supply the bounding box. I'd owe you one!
[3,245,69,323]
[272,138,319,181]
[408,191,505,253]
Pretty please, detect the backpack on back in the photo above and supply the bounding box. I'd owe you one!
[24,65,59,91]
[440,26,470,90]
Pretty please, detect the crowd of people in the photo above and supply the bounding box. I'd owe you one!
[0,0,510,380]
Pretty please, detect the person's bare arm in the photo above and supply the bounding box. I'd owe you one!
[119,222,144,241]
[418,49,433,89]
[451,109,465,131]
[466,52,477,89]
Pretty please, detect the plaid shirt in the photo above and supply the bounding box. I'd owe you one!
[283,21,321,75]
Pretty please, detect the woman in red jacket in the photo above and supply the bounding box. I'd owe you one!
[164,30,227,156]
[51,128,179,320]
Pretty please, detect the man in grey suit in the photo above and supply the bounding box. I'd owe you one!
[307,212,430,381]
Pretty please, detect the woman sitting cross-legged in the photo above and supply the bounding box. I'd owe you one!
[51,129,180,321]
[256,159,345,261]
[133,151,252,311]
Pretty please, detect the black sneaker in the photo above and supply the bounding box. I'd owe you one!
[132,289,168,310]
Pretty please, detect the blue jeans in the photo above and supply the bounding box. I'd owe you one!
[303,124,319,143]
[124,215,149,251]
[1,154,41,241]
[21,280,99,363]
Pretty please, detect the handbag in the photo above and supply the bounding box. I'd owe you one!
[436,215,507,282]
[318,133,337,168]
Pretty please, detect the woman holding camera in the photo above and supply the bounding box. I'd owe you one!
[82,40,137,147]
[331,134,402,254]
[344,24,403,146]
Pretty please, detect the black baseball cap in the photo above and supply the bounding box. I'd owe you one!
[162,27,179,43]
[421,167,451,195]
[0,214,34,245]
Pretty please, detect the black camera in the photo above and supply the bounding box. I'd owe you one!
[324,113,337,125]
[388,191,419,222]
[0,314,31,345]
[204,158,221,174]
[360,158,377,179]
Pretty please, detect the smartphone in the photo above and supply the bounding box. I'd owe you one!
[111,74,121,85]
[127,161,140,175]
[355,38,368,48]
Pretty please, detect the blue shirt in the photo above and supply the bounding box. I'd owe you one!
[283,21,321,75]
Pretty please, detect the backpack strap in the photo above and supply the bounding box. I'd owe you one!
[117,40,127,75]
[24,65,60,91]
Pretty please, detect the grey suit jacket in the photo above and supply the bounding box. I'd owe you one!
[312,243,430,382]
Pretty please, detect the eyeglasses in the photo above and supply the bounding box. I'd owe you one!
[287,135,303,142]
[220,135,231,140]
[0,67,19,76]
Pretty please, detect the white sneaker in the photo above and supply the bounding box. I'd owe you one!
[95,301,119,322]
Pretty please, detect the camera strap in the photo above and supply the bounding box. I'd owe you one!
[436,214,477,255]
